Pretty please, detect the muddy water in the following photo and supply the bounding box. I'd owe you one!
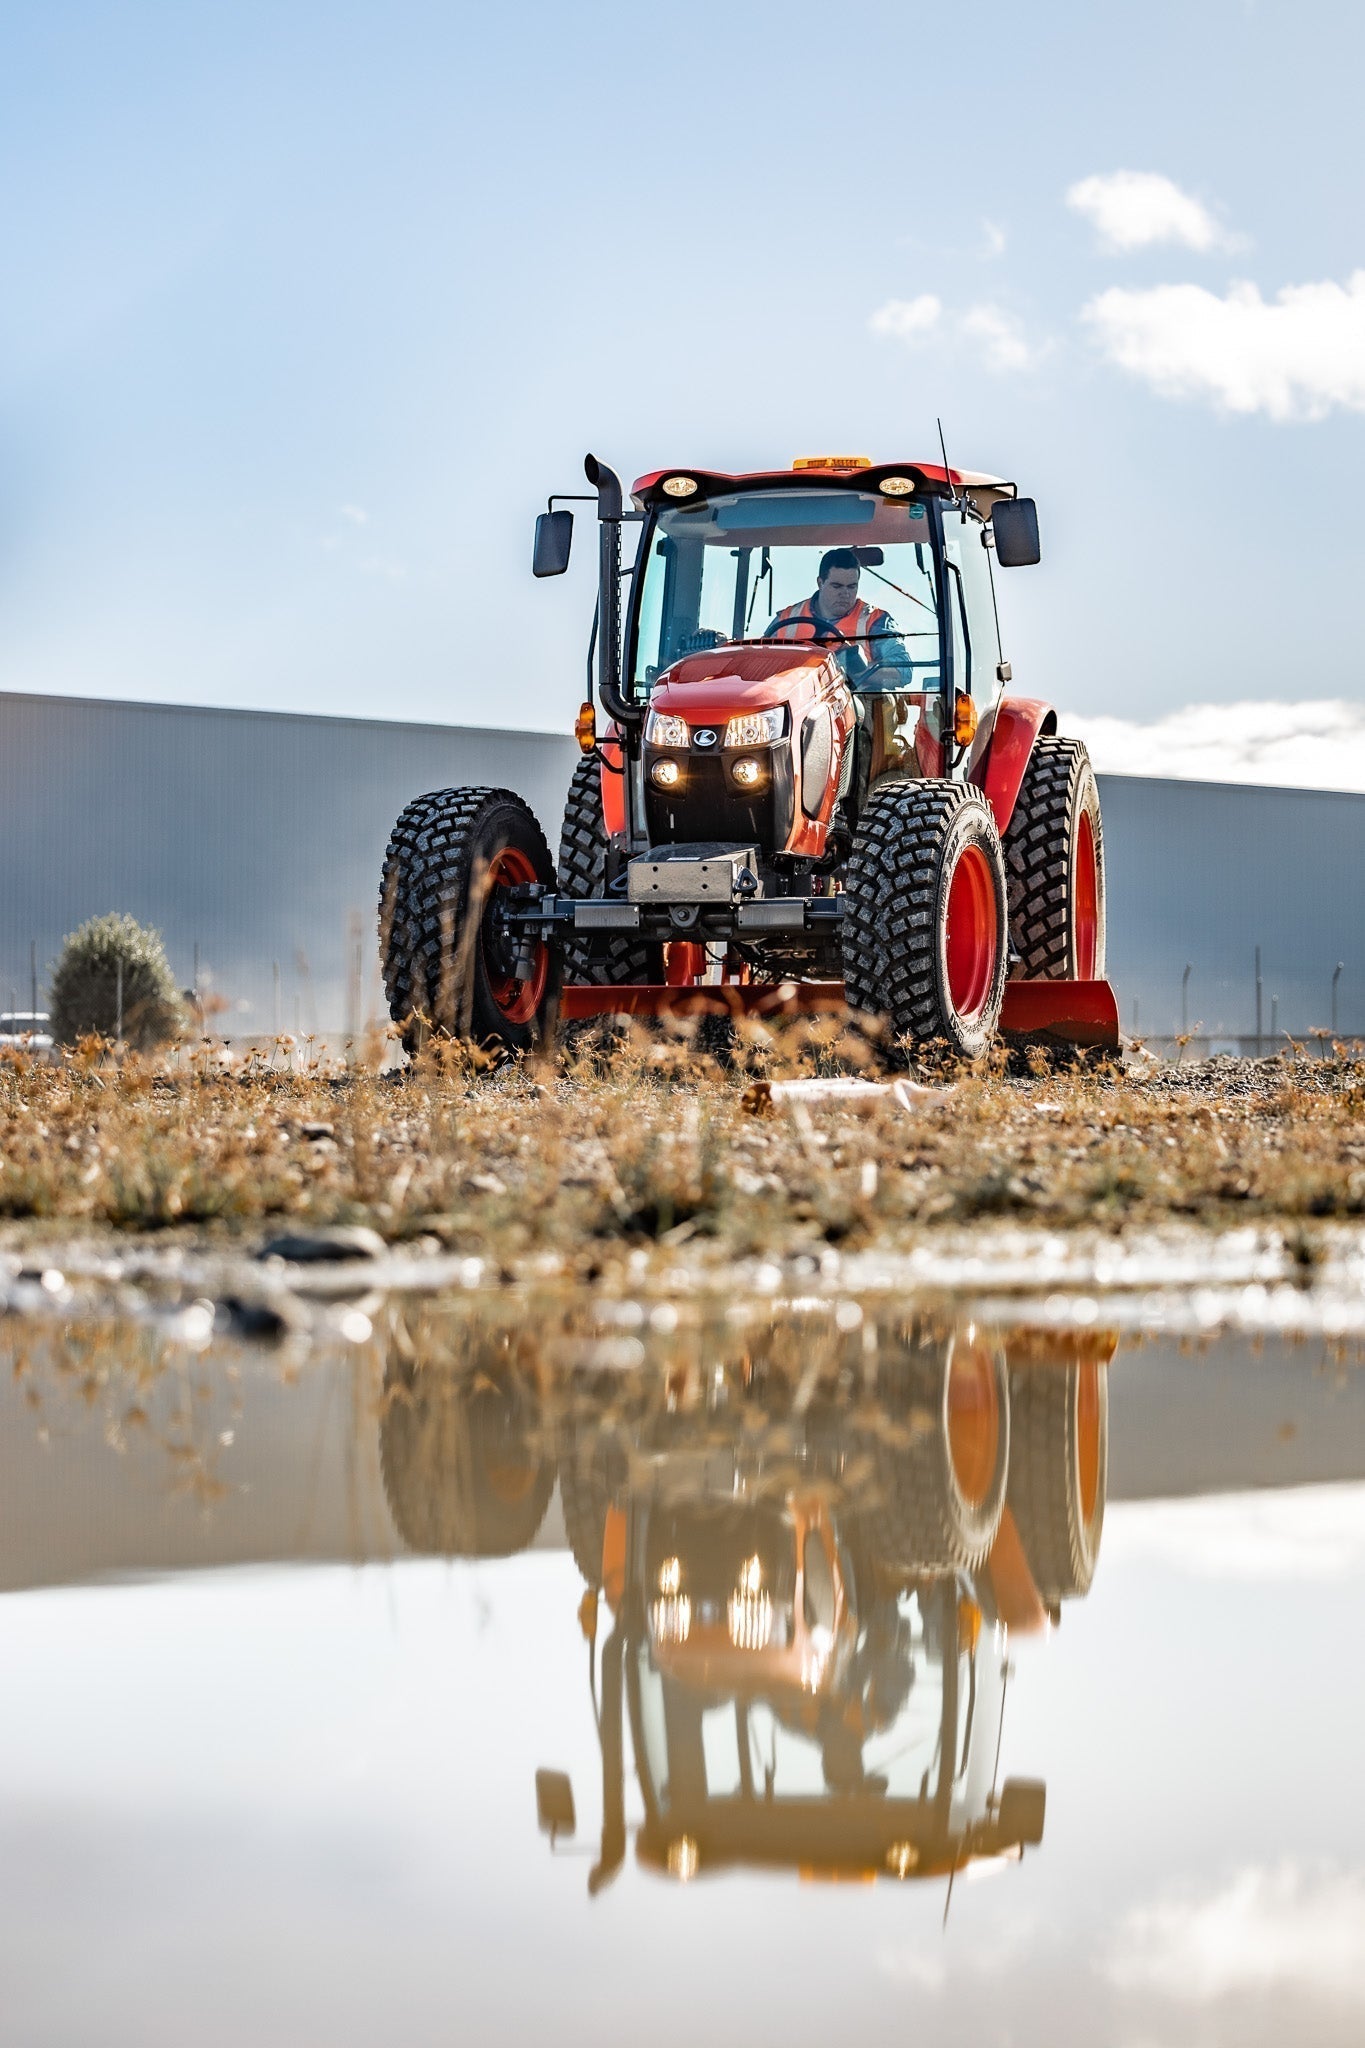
[2,1295,1364,2046]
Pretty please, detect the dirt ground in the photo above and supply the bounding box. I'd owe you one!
[2,1026,1364,1273]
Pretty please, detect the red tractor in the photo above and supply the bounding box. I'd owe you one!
[380,454,1117,1057]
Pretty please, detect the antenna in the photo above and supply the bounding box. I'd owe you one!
[936,416,960,506]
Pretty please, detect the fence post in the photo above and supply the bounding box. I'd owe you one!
[1182,962,1191,1037]
[1333,961,1343,1037]
[1255,945,1263,1057]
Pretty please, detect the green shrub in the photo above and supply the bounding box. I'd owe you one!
[50,914,186,1051]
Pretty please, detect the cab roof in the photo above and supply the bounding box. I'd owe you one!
[631,461,1016,518]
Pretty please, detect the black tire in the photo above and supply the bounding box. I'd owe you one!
[843,779,1008,1058]
[1004,737,1107,980]
[379,1364,555,1559]
[379,786,558,1055]
[557,757,660,986]
[1005,1360,1108,1601]
[855,1338,1010,1573]
[558,1439,625,1587]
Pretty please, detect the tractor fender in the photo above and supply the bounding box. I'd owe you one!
[600,726,627,839]
[970,698,1057,836]
[985,1506,1049,1636]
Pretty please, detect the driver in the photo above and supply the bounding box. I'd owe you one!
[764,549,911,690]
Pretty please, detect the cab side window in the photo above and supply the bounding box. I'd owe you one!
[941,509,1002,700]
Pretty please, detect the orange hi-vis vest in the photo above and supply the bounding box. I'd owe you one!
[769,596,886,649]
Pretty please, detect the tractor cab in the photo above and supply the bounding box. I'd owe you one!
[624,1508,1036,1888]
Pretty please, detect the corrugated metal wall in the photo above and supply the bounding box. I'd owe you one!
[1098,773,1365,1043]
[0,691,1360,1044]
[0,693,578,1037]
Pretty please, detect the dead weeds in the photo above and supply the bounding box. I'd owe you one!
[0,1027,1362,1266]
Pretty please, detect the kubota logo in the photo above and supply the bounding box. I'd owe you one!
[693,728,718,748]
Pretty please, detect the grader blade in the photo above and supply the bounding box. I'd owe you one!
[999,978,1121,1049]
[561,976,1121,1048]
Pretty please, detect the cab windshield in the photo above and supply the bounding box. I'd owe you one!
[631,488,943,697]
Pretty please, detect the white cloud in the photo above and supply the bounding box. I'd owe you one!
[868,293,942,341]
[961,303,1042,372]
[360,555,408,583]
[1067,170,1228,252]
[1084,272,1365,419]
[339,503,368,525]
[1104,1484,1365,1582]
[1065,699,1365,793]
[870,295,1044,374]
[875,1948,946,1989]
[1107,1863,1365,2002]
[980,218,1007,259]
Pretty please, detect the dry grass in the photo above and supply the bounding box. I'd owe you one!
[0,1026,1364,1266]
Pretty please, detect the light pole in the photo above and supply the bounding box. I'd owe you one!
[1333,961,1343,1037]
[1182,962,1192,1037]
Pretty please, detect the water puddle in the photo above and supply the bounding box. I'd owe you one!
[4,1291,1364,2044]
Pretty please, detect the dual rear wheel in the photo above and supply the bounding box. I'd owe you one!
[841,739,1106,1058]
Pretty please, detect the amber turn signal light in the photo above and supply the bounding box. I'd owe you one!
[575,701,597,754]
[954,692,978,746]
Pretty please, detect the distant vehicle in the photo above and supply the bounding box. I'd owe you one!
[0,1011,53,1051]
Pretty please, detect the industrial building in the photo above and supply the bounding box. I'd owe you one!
[0,689,1360,1052]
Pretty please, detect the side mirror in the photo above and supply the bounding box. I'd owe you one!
[533,509,574,578]
[991,498,1040,568]
[535,1768,576,1842]
[996,1776,1046,1848]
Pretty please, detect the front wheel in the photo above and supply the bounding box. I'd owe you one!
[843,779,1008,1058]
[379,786,558,1054]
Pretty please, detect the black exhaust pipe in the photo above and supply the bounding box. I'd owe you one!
[584,454,638,732]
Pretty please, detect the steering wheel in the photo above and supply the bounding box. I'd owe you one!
[764,617,851,646]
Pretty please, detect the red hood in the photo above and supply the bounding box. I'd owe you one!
[649,644,837,721]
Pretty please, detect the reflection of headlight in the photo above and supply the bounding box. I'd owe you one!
[724,709,784,748]
[727,1590,773,1650]
[651,1594,692,1644]
[646,710,689,748]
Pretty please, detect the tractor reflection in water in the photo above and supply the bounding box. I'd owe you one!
[376,1309,1110,1892]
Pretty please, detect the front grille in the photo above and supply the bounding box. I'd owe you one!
[644,746,795,850]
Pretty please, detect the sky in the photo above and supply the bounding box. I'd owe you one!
[4,0,1365,784]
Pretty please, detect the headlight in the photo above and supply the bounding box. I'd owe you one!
[647,710,689,748]
[723,708,784,748]
[731,758,761,787]
[728,1588,773,1651]
[651,759,681,788]
[651,1594,692,1645]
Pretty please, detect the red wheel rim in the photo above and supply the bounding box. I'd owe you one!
[1074,809,1099,981]
[945,1342,1001,1508]
[945,844,998,1021]
[482,846,549,1025]
[1076,1360,1102,1531]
